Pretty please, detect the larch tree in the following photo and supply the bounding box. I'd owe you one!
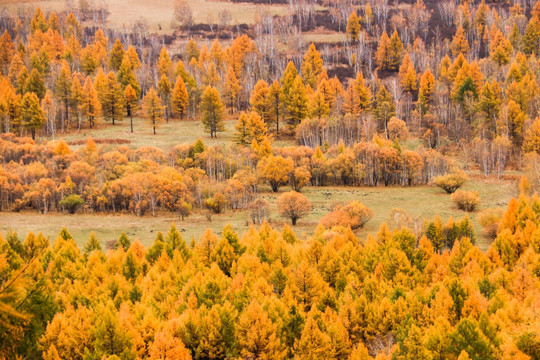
[418,69,435,115]
[117,57,140,97]
[388,30,404,71]
[308,89,330,119]
[285,76,308,129]
[250,79,271,123]
[157,74,171,122]
[21,92,45,140]
[277,190,312,225]
[55,61,72,132]
[223,66,241,113]
[234,112,250,146]
[109,39,125,71]
[346,12,361,42]
[171,75,189,119]
[268,80,284,136]
[375,31,391,71]
[26,68,46,100]
[399,53,417,91]
[100,71,124,125]
[124,84,138,133]
[374,85,396,138]
[451,26,470,56]
[0,30,15,75]
[237,301,284,360]
[281,61,298,99]
[69,77,84,131]
[157,47,173,78]
[301,43,324,89]
[200,86,225,138]
[143,88,165,135]
[81,76,100,128]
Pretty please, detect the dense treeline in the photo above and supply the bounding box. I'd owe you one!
[1,2,540,182]
[1,193,539,359]
[0,133,453,216]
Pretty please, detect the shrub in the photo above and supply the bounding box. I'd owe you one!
[59,194,84,214]
[204,192,228,214]
[434,171,467,193]
[319,200,373,229]
[451,191,481,212]
[478,208,503,239]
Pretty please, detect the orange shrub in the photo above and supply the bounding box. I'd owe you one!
[319,200,373,229]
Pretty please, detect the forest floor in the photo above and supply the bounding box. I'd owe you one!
[1,179,516,251]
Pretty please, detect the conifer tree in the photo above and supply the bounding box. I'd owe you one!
[30,7,48,34]
[352,71,372,111]
[100,71,124,125]
[223,66,241,113]
[0,30,15,75]
[375,31,391,70]
[117,57,140,96]
[70,77,84,131]
[308,89,330,119]
[268,80,284,136]
[523,17,540,55]
[81,76,100,128]
[125,45,141,69]
[451,26,470,56]
[55,61,72,131]
[418,70,435,115]
[301,43,324,89]
[399,53,417,91]
[21,92,45,140]
[109,39,125,71]
[157,74,171,122]
[157,47,173,78]
[374,85,396,138]
[143,88,164,135]
[171,75,188,119]
[124,84,138,133]
[281,61,298,99]
[200,86,225,138]
[388,30,404,71]
[346,12,361,42]
[250,79,271,122]
[285,76,308,129]
[234,112,250,146]
[26,68,46,100]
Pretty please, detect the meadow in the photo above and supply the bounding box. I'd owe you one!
[0,178,515,251]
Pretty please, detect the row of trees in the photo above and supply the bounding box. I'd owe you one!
[1,192,539,359]
[0,133,453,216]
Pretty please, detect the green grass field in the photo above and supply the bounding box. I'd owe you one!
[0,177,516,251]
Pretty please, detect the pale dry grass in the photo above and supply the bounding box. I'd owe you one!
[1,178,516,250]
[1,0,287,34]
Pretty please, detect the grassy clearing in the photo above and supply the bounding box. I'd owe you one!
[43,116,296,150]
[2,0,287,34]
[302,32,346,44]
[45,116,236,150]
[0,177,516,250]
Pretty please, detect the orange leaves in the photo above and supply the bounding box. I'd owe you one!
[319,200,373,230]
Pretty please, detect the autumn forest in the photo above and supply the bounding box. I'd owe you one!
[1,0,540,359]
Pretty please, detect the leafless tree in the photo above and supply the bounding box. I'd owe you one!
[438,0,456,27]
[173,0,193,29]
